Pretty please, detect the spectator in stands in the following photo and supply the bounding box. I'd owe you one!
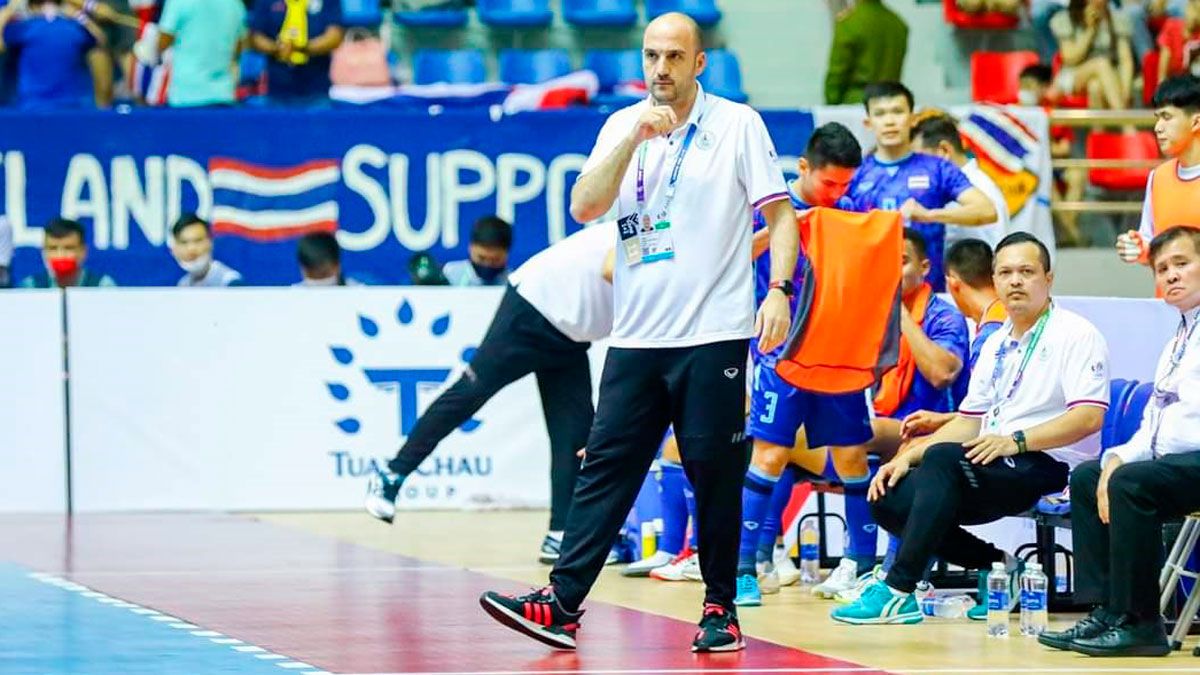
[248,0,343,107]
[295,231,360,286]
[443,216,512,287]
[840,82,998,291]
[1019,64,1088,246]
[1118,75,1200,265]
[408,252,448,286]
[834,232,1109,626]
[911,114,1010,249]
[169,214,242,287]
[1051,0,1135,109]
[824,0,908,105]
[955,0,1021,17]
[1156,0,1200,81]
[138,0,244,107]
[1128,0,1187,62]
[0,215,12,288]
[1040,225,1200,658]
[0,0,108,110]
[20,218,115,287]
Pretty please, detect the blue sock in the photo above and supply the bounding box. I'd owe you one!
[757,466,796,564]
[842,473,878,573]
[883,534,901,573]
[658,461,688,556]
[738,466,780,576]
[685,482,698,551]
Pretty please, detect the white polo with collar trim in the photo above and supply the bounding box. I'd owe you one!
[581,86,789,349]
[958,304,1110,468]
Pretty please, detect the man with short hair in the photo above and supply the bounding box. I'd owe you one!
[1040,225,1200,657]
[911,114,1010,249]
[0,0,105,110]
[248,0,343,106]
[21,218,115,288]
[443,216,513,287]
[170,214,243,287]
[1118,75,1200,265]
[833,232,1109,625]
[294,232,360,286]
[824,0,908,105]
[841,82,998,291]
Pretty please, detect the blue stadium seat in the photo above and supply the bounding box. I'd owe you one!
[412,49,487,85]
[341,0,383,28]
[563,0,638,28]
[645,0,722,27]
[1117,381,1153,447]
[478,0,554,28]
[1101,378,1138,450]
[393,9,469,28]
[499,49,572,84]
[698,48,746,103]
[583,49,642,91]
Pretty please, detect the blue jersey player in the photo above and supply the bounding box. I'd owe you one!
[735,123,877,606]
[840,82,997,292]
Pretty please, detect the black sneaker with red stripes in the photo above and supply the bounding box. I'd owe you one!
[479,586,584,650]
[691,603,745,653]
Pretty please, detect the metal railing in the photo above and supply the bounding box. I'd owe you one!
[1049,109,1156,216]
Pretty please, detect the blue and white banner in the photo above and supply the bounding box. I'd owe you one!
[0,108,816,286]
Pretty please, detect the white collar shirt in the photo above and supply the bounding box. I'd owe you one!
[177,260,242,287]
[580,85,789,348]
[959,304,1111,468]
[509,224,615,343]
[1106,306,1200,465]
[945,159,1009,249]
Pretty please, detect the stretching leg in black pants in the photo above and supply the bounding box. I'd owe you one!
[871,443,1068,593]
[374,286,592,533]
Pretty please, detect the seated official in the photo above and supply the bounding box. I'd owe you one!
[1040,226,1200,658]
[21,218,115,288]
[832,232,1110,626]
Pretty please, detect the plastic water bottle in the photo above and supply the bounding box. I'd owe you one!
[1023,563,1049,636]
[1018,566,1032,635]
[920,594,975,619]
[799,521,820,586]
[987,562,1011,637]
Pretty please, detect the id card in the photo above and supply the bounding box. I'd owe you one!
[617,213,676,266]
[617,212,643,266]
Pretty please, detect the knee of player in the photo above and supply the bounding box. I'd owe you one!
[750,440,791,475]
[830,446,869,479]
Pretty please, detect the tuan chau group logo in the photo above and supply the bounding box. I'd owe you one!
[323,298,493,500]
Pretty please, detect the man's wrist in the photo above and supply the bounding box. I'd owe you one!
[1012,430,1028,454]
[768,279,795,297]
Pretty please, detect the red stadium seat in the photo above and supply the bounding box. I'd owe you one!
[944,0,1021,30]
[971,50,1040,104]
[1086,131,1160,191]
[1051,52,1090,108]
[1143,48,1161,108]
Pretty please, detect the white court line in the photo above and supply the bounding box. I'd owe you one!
[211,638,244,645]
[256,654,288,660]
[277,663,315,670]
[191,630,223,637]
[234,646,268,653]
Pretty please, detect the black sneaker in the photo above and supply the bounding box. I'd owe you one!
[1038,606,1111,650]
[691,603,745,653]
[538,534,562,564]
[479,586,583,650]
[364,468,402,524]
[1069,616,1171,657]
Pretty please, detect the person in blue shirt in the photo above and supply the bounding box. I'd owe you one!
[735,123,878,606]
[0,0,103,110]
[248,0,343,106]
[840,82,997,292]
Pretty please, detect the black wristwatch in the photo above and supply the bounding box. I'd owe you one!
[1012,430,1028,454]
[768,279,796,297]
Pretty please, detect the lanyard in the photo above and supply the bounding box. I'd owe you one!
[1151,313,1199,455]
[635,113,702,215]
[991,306,1052,403]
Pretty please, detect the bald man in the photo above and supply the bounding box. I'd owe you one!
[481,12,800,653]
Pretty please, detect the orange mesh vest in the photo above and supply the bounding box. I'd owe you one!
[775,208,903,395]
[1150,159,1200,235]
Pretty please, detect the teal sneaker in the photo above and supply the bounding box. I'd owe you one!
[967,563,1021,621]
[830,580,923,625]
[734,573,762,607]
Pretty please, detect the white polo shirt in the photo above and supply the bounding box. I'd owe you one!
[959,304,1110,468]
[581,85,789,348]
[945,159,1009,249]
[509,224,615,343]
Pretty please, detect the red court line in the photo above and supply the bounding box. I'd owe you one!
[0,514,884,674]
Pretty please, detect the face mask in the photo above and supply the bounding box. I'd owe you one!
[178,253,211,277]
[471,261,506,283]
[1017,90,1038,106]
[302,275,340,287]
[47,255,79,280]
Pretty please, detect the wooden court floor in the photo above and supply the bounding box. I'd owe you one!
[260,509,1200,673]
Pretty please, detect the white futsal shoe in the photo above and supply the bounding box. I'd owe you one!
[812,558,859,599]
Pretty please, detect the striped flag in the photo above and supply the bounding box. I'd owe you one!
[208,159,341,241]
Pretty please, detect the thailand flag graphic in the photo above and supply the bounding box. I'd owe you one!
[208,159,341,241]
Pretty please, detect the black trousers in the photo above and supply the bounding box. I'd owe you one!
[872,443,1068,592]
[1071,454,1200,620]
[550,339,750,612]
[388,286,593,531]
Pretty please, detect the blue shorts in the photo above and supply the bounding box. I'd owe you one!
[747,362,873,449]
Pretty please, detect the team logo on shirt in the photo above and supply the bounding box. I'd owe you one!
[906,174,931,190]
[724,367,739,379]
[697,130,716,151]
[1089,360,1106,379]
